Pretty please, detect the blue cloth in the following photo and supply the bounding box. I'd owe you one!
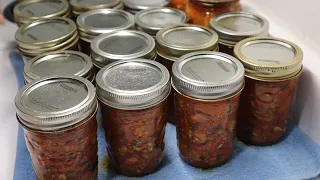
[11,51,320,180]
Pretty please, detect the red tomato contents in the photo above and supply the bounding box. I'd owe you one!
[175,90,241,168]
[22,112,98,180]
[186,0,242,26]
[100,101,167,176]
[237,77,298,145]
[171,0,189,11]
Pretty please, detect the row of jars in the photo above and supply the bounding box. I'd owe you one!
[13,0,242,27]
[16,34,303,178]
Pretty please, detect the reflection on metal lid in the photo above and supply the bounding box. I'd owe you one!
[135,7,187,36]
[96,59,170,110]
[15,76,97,131]
[172,51,244,100]
[122,0,170,10]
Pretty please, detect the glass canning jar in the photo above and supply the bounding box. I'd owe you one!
[135,7,188,38]
[170,0,189,11]
[15,17,79,61]
[210,12,269,55]
[96,59,170,176]
[234,37,303,146]
[77,9,134,55]
[172,51,245,169]
[122,0,170,14]
[186,0,242,27]
[15,76,98,180]
[70,0,123,18]
[24,51,95,84]
[13,0,70,26]
[156,24,219,124]
[91,30,156,70]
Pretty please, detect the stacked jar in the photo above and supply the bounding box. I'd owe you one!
[15,76,98,179]
[96,59,170,176]
[156,24,219,124]
[24,51,95,84]
[186,0,242,26]
[210,12,269,55]
[70,0,123,18]
[234,37,303,146]
[15,17,79,61]
[77,9,134,55]
[13,0,70,26]
[172,51,245,168]
[122,0,170,14]
[91,30,156,70]
[135,7,188,38]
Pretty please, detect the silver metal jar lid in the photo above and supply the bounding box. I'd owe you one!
[70,0,121,12]
[210,12,269,45]
[135,7,187,37]
[122,0,170,11]
[172,51,244,100]
[24,51,94,83]
[14,0,69,25]
[156,24,219,59]
[15,17,77,50]
[77,9,134,41]
[91,30,155,68]
[15,76,97,131]
[96,59,170,110]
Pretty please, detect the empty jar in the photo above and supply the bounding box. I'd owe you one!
[70,0,123,18]
[172,51,244,168]
[186,0,242,26]
[24,51,95,84]
[15,76,98,180]
[156,24,219,124]
[13,0,70,26]
[122,0,170,14]
[234,37,303,146]
[91,30,156,69]
[210,12,269,55]
[135,7,188,38]
[96,59,170,176]
[77,9,134,55]
[15,17,79,61]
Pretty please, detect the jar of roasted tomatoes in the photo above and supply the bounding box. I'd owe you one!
[156,24,219,124]
[172,51,245,168]
[209,12,269,55]
[96,59,170,176]
[91,30,156,69]
[15,17,79,61]
[234,37,303,146]
[135,7,188,38]
[15,76,98,180]
[186,0,242,27]
[24,51,95,84]
[170,0,189,11]
[77,9,135,55]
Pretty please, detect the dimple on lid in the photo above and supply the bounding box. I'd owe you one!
[91,30,155,68]
[24,51,94,83]
[14,0,69,25]
[135,7,187,37]
[172,51,244,100]
[210,12,269,45]
[96,59,170,110]
[77,9,134,40]
[70,0,121,12]
[156,24,219,60]
[234,37,303,80]
[15,17,77,50]
[15,76,97,131]
[122,0,170,11]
